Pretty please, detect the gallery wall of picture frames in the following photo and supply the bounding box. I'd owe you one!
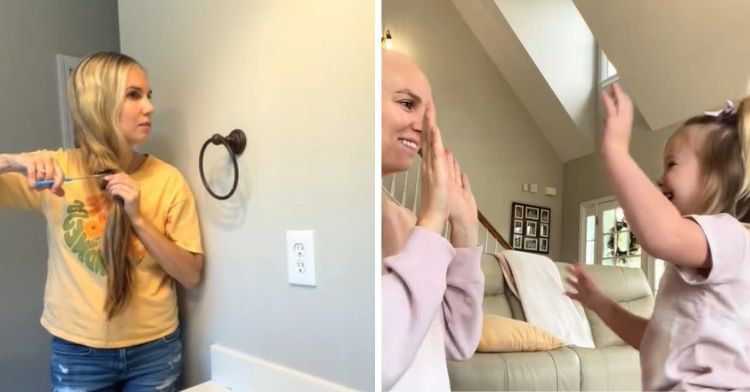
[510,202,550,254]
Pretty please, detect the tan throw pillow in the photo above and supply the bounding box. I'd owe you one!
[477,314,564,352]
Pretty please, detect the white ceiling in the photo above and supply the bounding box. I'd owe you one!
[454,0,750,162]
[452,0,597,162]
[574,0,750,131]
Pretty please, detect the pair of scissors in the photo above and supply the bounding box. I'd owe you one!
[34,174,108,190]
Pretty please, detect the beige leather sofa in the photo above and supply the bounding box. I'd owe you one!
[448,253,655,391]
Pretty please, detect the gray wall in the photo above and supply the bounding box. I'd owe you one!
[118,0,374,389]
[560,117,678,262]
[0,0,119,389]
[383,0,565,259]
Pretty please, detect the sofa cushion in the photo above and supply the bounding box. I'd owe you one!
[484,295,513,319]
[581,265,654,347]
[448,348,581,391]
[482,252,505,296]
[478,314,563,352]
[464,257,654,391]
[482,253,513,318]
[556,262,591,319]
[569,345,641,391]
[507,292,527,321]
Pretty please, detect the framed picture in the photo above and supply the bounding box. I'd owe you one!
[512,235,523,249]
[540,208,550,223]
[526,220,537,237]
[523,237,538,251]
[525,206,539,220]
[510,202,551,254]
[539,238,548,252]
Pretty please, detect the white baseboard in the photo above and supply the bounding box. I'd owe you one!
[209,344,355,391]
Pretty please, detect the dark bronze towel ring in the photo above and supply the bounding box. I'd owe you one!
[199,129,246,200]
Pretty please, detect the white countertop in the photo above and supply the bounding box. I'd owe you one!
[182,381,231,392]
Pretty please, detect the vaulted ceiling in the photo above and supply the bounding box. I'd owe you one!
[453,0,750,162]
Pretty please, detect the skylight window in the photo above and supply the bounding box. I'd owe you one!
[599,49,619,87]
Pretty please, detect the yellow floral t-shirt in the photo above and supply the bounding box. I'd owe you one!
[0,149,203,348]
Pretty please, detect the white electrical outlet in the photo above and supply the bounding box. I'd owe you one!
[286,230,316,287]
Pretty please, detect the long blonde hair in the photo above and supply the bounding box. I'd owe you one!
[68,52,142,319]
[670,97,750,221]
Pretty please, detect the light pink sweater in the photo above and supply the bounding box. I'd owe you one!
[382,206,483,390]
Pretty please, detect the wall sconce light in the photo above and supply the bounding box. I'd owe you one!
[381,29,393,50]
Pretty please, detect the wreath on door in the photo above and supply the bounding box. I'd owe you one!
[606,219,640,259]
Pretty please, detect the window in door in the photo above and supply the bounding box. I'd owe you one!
[580,197,642,269]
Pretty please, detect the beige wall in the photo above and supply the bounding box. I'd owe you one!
[561,116,679,262]
[384,0,565,259]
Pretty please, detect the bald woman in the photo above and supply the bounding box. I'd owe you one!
[381,51,483,391]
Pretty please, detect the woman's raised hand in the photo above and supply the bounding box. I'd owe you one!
[446,151,478,248]
[416,104,451,235]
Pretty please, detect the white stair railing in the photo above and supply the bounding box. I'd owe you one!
[383,157,509,254]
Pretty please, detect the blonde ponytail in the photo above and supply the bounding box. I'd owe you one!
[737,98,750,201]
[68,52,142,319]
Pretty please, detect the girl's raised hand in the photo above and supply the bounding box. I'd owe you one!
[600,83,634,157]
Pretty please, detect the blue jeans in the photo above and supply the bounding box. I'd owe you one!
[49,328,182,392]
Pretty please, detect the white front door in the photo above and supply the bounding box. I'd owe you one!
[580,197,644,269]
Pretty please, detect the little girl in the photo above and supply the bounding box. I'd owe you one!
[567,83,750,390]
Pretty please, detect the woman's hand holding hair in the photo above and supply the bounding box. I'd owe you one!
[416,104,451,235]
[0,152,65,197]
[103,171,203,288]
[446,151,478,248]
[104,173,142,223]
